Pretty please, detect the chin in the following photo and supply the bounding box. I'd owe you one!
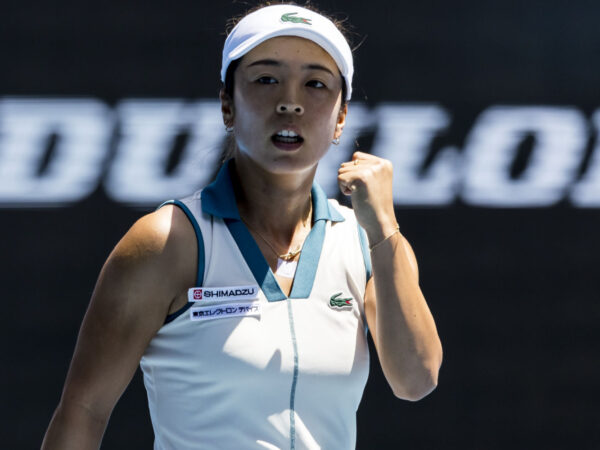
[236,143,324,176]
[263,158,317,175]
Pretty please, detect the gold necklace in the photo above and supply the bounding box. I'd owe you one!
[241,195,312,261]
[244,221,303,261]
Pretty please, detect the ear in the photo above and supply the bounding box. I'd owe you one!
[220,89,235,128]
[333,103,348,140]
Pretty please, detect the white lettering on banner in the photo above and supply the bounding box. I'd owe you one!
[371,104,458,205]
[105,100,223,205]
[2,97,600,208]
[462,106,587,207]
[0,98,111,206]
[571,109,600,207]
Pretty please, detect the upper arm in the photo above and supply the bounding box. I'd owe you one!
[59,205,196,420]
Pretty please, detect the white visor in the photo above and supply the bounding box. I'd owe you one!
[221,4,353,101]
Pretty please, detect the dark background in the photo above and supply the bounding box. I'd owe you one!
[3,1,600,448]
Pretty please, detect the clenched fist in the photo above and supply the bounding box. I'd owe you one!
[338,151,399,245]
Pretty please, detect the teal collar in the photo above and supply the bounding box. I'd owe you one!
[201,159,345,301]
[202,159,345,223]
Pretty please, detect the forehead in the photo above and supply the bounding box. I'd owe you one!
[241,36,338,72]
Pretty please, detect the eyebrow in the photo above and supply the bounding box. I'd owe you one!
[246,59,335,76]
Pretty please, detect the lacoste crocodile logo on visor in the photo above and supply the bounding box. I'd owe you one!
[329,292,353,309]
[281,12,312,25]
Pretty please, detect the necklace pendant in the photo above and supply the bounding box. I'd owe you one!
[279,248,301,261]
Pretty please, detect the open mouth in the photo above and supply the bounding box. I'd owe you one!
[271,129,304,146]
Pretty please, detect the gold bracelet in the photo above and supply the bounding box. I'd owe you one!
[369,225,400,251]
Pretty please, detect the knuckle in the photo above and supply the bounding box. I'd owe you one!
[354,176,366,187]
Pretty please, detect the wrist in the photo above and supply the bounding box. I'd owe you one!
[364,215,399,245]
[368,223,400,252]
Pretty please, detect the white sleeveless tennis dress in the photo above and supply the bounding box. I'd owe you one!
[140,160,372,450]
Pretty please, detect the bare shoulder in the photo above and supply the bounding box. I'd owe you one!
[105,204,197,312]
[84,202,198,351]
[115,204,195,265]
[114,205,196,274]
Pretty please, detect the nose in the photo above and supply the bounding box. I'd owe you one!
[276,102,304,115]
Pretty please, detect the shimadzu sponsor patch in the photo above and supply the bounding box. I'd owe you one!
[187,285,259,303]
[189,302,261,321]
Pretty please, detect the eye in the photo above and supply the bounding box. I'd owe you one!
[257,76,277,84]
[306,80,326,89]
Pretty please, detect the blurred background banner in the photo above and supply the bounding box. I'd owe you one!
[3,1,599,448]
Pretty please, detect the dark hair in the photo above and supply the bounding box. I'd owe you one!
[220,2,353,163]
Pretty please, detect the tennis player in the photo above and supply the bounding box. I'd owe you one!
[42,3,442,449]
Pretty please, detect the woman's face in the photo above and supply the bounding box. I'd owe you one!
[223,36,347,175]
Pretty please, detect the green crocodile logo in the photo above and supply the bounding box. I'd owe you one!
[281,12,312,25]
[330,292,353,308]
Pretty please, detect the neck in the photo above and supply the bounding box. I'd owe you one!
[232,154,315,247]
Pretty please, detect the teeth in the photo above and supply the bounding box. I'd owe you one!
[277,130,298,137]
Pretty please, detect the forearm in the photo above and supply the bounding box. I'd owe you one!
[42,400,108,450]
[369,231,443,400]
[338,152,442,398]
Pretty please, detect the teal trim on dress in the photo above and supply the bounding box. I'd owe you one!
[225,218,286,302]
[311,182,345,223]
[202,160,345,223]
[357,225,373,280]
[201,161,240,220]
[288,219,326,299]
[203,160,345,303]
[286,297,299,450]
[164,300,194,324]
[158,200,205,324]
[287,184,343,298]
